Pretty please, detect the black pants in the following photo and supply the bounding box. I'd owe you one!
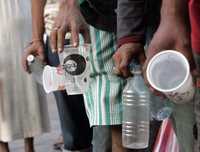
[45,38,93,150]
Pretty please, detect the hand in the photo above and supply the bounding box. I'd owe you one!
[50,1,90,53]
[143,16,196,96]
[113,43,146,78]
[22,40,45,72]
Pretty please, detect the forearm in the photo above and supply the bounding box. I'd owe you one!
[161,0,189,24]
[31,0,46,40]
[117,0,146,47]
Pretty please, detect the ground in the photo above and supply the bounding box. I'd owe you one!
[10,94,61,152]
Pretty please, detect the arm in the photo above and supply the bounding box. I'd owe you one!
[31,0,46,41]
[146,0,195,69]
[144,0,196,94]
[22,0,46,72]
[117,0,146,47]
[113,0,146,78]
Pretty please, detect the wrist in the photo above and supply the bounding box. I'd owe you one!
[117,35,144,49]
[32,29,45,42]
[29,39,44,46]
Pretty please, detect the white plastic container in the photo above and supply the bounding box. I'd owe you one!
[146,50,195,104]
[59,44,91,95]
[43,65,66,93]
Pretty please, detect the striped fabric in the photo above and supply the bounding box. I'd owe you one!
[153,119,179,152]
[83,26,126,126]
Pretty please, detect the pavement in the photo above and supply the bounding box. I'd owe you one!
[10,94,62,152]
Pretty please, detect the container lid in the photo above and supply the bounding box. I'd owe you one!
[129,61,142,74]
[27,54,35,63]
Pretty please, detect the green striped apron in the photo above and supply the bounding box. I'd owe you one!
[83,26,126,126]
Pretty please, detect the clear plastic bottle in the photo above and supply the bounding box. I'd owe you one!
[27,55,44,85]
[122,63,150,149]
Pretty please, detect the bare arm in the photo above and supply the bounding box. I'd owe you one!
[146,0,194,68]
[144,0,195,94]
[31,0,47,40]
[22,0,47,72]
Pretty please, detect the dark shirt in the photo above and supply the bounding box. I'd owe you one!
[117,0,146,47]
[80,0,152,46]
[80,0,117,32]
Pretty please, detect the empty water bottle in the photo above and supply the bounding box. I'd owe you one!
[122,63,150,149]
[27,55,44,85]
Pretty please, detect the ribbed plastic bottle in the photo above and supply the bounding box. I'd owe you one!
[27,55,44,85]
[122,63,150,149]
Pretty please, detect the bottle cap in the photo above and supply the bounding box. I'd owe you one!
[129,60,142,74]
[27,54,35,63]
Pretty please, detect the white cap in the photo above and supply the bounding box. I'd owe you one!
[27,54,35,63]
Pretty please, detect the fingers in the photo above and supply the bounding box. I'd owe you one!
[22,45,35,72]
[81,28,91,44]
[179,47,196,71]
[57,27,67,53]
[119,56,132,78]
[139,51,146,66]
[37,46,45,62]
[71,24,79,47]
[113,53,132,78]
[22,53,29,72]
[50,28,58,53]
[113,53,122,76]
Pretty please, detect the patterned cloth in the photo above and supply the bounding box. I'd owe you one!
[84,26,125,126]
[0,0,50,141]
[153,119,179,152]
[44,2,59,36]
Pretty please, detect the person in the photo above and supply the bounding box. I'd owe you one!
[49,0,161,151]
[0,1,50,152]
[22,0,93,152]
[22,0,112,152]
[189,0,200,151]
[50,1,197,151]
[115,0,196,151]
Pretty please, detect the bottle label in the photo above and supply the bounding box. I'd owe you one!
[63,54,86,75]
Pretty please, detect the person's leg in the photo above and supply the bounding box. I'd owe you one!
[24,138,34,152]
[92,126,112,152]
[55,93,93,151]
[0,142,9,152]
[171,102,195,152]
[53,135,64,150]
[111,126,126,152]
[194,89,200,152]
[44,37,93,152]
[192,53,200,152]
